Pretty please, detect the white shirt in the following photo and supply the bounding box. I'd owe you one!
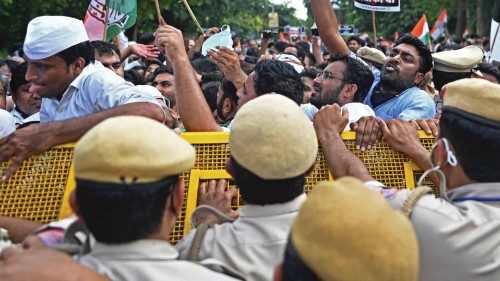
[10,108,40,125]
[79,239,240,281]
[366,182,500,281]
[0,109,15,137]
[40,62,161,122]
[175,194,307,281]
[300,102,375,130]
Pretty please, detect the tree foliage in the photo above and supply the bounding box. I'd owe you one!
[0,0,304,55]
[302,0,497,40]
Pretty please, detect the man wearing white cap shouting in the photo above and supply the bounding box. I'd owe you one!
[0,16,174,180]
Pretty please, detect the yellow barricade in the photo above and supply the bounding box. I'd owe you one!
[0,131,434,244]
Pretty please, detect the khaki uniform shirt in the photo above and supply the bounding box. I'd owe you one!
[367,182,500,281]
[79,239,240,281]
[175,194,307,281]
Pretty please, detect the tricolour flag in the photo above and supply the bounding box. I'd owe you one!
[411,14,431,45]
[430,9,447,40]
[84,0,137,41]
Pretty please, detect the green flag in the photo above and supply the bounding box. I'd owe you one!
[105,0,137,41]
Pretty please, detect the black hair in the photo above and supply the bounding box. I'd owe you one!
[432,69,471,91]
[246,47,260,58]
[201,80,221,112]
[221,78,238,103]
[347,36,365,46]
[282,238,322,281]
[191,58,220,75]
[0,59,19,73]
[9,62,28,96]
[300,68,317,80]
[253,60,304,105]
[285,45,306,61]
[124,69,144,85]
[440,110,500,181]
[274,41,289,53]
[201,71,224,84]
[476,62,500,83]
[137,32,155,45]
[90,41,121,60]
[394,34,432,73]
[230,157,305,205]
[152,65,174,80]
[57,41,95,67]
[328,54,374,102]
[76,177,178,243]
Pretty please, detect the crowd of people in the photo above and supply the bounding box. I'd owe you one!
[0,0,499,280]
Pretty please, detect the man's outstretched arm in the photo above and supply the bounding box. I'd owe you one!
[155,24,222,132]
[310,0,350,55]
[0,102,165,180]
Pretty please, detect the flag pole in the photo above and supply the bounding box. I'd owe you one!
[371,11,377,44]
[103,4,109,41]
[180,0,204,34]
[154,0,166,25]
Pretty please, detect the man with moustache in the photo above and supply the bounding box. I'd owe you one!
[362,34,436,121]
[307,54,375,127]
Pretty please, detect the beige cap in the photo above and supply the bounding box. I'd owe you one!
[432,45,484,73]
[75,116,195,184]
[356,46,386,66]
[229,94,317,179]
[443,78,500,123]
[24,16,89,60]
[291,177,419,281]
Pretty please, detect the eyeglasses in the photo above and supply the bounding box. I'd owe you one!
[317,71,348,83]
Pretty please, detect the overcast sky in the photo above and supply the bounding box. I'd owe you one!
[269,0,308,21]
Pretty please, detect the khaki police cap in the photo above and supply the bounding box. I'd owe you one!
[357,46,386,65]
[432,45,484,73]
[75,116,195,184]
[229,94,318,180]
[443,78,500,123]
[291,177,419,281]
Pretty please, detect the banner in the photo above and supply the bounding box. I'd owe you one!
[430,9,447,40]
[84,0,137,41]
[354,0,400,12]
[411,14,430,45]
[491,19,500,63]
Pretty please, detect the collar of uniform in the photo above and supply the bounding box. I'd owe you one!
[90,239,179,260]
[240,193,307,218]
[447,182,500,202]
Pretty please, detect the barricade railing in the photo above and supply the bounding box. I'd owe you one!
[0,131,435,244]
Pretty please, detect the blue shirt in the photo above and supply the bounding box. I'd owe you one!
[363,80,436,121]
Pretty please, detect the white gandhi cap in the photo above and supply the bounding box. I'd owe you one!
[24,16,89,60]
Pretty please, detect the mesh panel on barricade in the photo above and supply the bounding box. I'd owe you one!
[0,132,435,244]
[0,145,74,223]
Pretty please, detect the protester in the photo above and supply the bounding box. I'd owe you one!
[154,23,304,132]
[90,41,124,78]
[9,62,41,125]
[313,78,500,281]
[0,16,172,180]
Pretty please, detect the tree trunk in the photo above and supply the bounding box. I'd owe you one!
[456,0,467,38]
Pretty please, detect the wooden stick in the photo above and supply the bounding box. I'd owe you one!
[103,5,109,41]
[179,0,204,34]
[371,11,377,44]
[154,0,165,25]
